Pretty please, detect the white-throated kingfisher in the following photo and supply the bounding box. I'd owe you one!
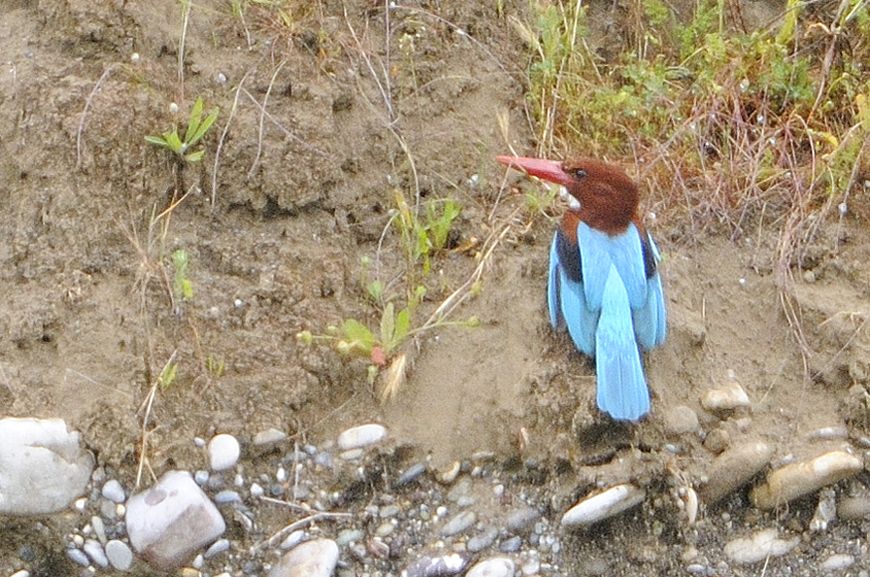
[497,155,667,421]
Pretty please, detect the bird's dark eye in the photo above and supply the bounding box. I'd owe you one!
[573,168,587,179]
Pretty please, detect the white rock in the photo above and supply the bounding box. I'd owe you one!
[337,424,387,450]
[701,379,750,411]
[561,484,646,527]
[0,417,94,515]
[125,470,226,570]
[84,539,108,568]
[102,479,126,503]
[208,434,241,471]
[820,554,854,571]
[751,450,863,510]
[105,540,133,572]
[10,570,31,577]
[700,441,774,503]
[269,538,339,577]
[724,529,798,565]
[467,557,515,577]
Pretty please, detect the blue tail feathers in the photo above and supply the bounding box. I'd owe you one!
[594,266,650,420]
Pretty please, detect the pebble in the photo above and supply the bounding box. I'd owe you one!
[194,470,210,485]
[9,571,30,577]
[336,424,387,450]
[703,428,731,454]
[336,529,364,546]
[466,557,515,577]
[252,428,288,455]
[205,538,230,558]
[269,538,339,577]
[401,552,470,577]
[101,480,126,504]
[506,507,542,533]
[215,490,242,505]
[820,554,854,571]
[436,461,461,484]
[467,526,499,552]
[751,450,863,509]
[700,441,774,503]
[498,536,522,553]
[807,426,849,441]
[67,547,90,567]
[663,405,699,435]
[701,379,750,411]
[83,539,108,567]
[0,418,95,515]
[561,484,646,527]
[90,515,106,543]
[105,540,133,572]
[810,488,837,532]
[837,495,870,520]
[724,528,799,565]
[440,510,476,536]
[208,434,241,472]
[397,463,428,487]
[125,470,226,571]
[279,530,307,550]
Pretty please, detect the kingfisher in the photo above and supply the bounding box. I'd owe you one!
[497,155,667,421]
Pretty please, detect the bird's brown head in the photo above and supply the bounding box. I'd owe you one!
[497,155,639,235]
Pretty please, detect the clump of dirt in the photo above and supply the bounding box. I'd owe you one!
[0,0,868,575]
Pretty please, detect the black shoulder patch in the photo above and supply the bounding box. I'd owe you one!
[640,233,658,279]
[556,229,582,283]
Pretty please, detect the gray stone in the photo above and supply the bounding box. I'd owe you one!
[101,479,126,504]
[440,510,476,536]
[467,526,498,552]
[105,540,133,572]
[724,529,798,565]
[337,424,387,450]
[505,506,542,533]
[83,539,108,568]
[269,538,339,577]
[204,538,230,558]
[401,552,470,577]
[67,547,90,567]
[125,470,226,571]
[0,417,94,515]
[466,557,515,577]
[820,554,854,572]
[663,405,699,435]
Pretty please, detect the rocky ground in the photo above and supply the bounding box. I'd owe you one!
[0,1,868,576]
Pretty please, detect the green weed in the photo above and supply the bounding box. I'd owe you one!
[145,97,219,163]
[171,249,194,302]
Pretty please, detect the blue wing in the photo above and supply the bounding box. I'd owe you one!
[633,233,667,350]
[548,231,597,356]
[547,233,563,329]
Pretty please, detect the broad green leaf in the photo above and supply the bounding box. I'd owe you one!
[165,130,184,153]
[393,307,411,346]
[188,108,218,147]
[341,319,376,353]
[185,97,204,144]
[145,135,169,147]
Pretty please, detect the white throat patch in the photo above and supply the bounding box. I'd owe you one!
[560,186,581,211]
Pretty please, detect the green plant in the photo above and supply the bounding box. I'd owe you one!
[145,97,218,163]
[171,249,194,302]
[393,192,462,276]
[158,361,178,391]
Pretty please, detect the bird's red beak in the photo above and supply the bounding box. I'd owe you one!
[496,155,571,186]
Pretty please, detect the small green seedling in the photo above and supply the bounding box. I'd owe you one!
[158,361,178,391]
[171,249,194,301]
[145,97,218,163]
